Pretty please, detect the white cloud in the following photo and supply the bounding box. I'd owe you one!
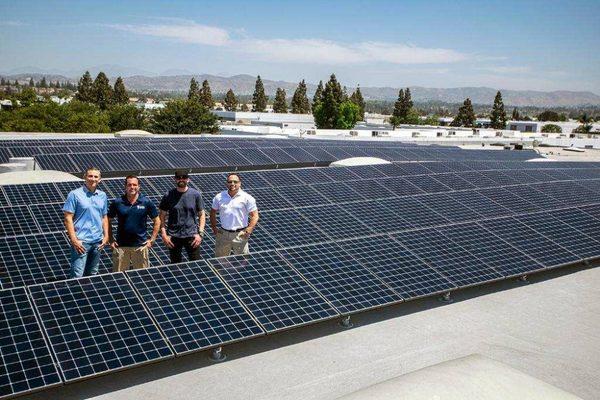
[482,66,531,74]
[106,22,230,46]
[105,21,468,65]
[0,20,25,27]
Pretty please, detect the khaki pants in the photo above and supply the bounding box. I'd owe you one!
[112,246,150,272]
[215,229,250,257]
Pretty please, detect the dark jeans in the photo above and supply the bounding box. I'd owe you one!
[169,236,201,264]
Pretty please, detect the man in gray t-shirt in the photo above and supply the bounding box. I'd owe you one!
[159,170,206,263]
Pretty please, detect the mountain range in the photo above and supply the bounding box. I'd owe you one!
[2,69,599,107]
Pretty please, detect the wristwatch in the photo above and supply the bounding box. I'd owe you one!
[198,230,205,237]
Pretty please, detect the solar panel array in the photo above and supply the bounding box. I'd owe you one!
[0,136,538,175]
[2,159,600,397]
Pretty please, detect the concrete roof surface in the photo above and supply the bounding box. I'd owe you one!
[0,170,80,185]
[23,265,600,400]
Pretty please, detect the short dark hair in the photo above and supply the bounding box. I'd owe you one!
[83,167,101,178]
[125,175,139,185]
[227,173,241,182]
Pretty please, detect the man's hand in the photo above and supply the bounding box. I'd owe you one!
[72,238,85,254]
[142,238,155,249]
[98,236,110,250]
[110,241,119,250]
[191,233,202,248]
[240,229,252,240]
[162,234,175,249]
[211,226,218,236]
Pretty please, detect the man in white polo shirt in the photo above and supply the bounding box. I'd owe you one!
[210,173,259,257]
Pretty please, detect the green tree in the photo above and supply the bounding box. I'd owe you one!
[541,124,562,133]
[390,88,414,128]
[187,78,200,102]
[92,72,113,110]
[312,80,324,111]
[450,98,476,127]
[150,99,218,134]
[512,108,520,121]
[200,79,214,109]
[108,104,146,132]
[349,86,365,121]
[490,91,507,129]
[573,113,594,133]
[273,88,287,113]
[314,75,342,128]
[29,78,34,87]
[40,77,47,88]
[336,102,361,129]
[223,89,238,111]
[0,78,5,85]
[252,76,268,112]
[112,77,129,105]
[291,79,310,114]
[537,110,560,122]
[75,71,94,103]
[14,80,20,87]
[18,87,37,107]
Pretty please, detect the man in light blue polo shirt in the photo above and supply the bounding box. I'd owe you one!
[63,167,109,278]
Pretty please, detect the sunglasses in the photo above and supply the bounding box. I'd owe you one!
[175,175,189,179]
[227,180,240,184]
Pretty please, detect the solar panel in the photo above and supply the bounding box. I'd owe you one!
[340,235,455,299]
[0,206,39,237]
[255,169,304,187]
[0,232,111,289]
[320,167,362,182]
[130,151,173,170]
[0,188,8,208]
[478,217,580,268]
[160,151,197,169]
[245,187,292,211]
[420,162,454,174]
[289,168,334,184]
[477,187,537,214]
[29,203,65,233]
[0,287,62,398]
[295,147,336,162]
[145,176,175,196]
[416,193,482,223]
[392,228,503,287]
[383,197,451,228]
[274,184,330,208]
[53,181,85,200]
[208,252,339,332]
[240,148,276,165]
[190,173,228,193]
[258,148,298,164]
[279,244,401,314]
[102,152,144,171]
[445,190,512,217]
[341,200,414,233]
[28,273,174,382]
[256,209,330,248]
[437,223,544,277]
[433,173,478,191]
[126,261,264,355]
[301,204,373,240]
[394,162,433,176]
[403,175,452,193]
[215,149,252,166]
[233,171,270,190]
[478,170,519,186]
[376,177,425,197]
[517,212,600,260]
[281,147,318,162]
[98,179,124,198]
[311,181,365,203]
[34,154,78,172]
[456,171,498,188]
[1,183,64,206]
[346,165,387,179]
[70,153,112,172]
[345,179,396,200]
[532,181,597,206]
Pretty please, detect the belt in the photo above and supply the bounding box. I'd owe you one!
[221,227,247,233]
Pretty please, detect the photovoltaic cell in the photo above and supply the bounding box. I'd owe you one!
[126,261,264,355]
[245,187,292,211]
[209,252,339,332]
[289,168,334,184]
[0,206,39,237]
[446,190,512,217]
[102,152,144,171]
[29,203,65,233]
[416,193,482,223]
[255,169,304,187]
[341,235,455,299]
[438,223,543,277]
[342,200,414,233]
[274,185,330,207]
[319,167,362,182]
[477,187,537,214]
[383,197,451,228]
[145,176,176,197]
[392,228,503,287]
[478,217,580,268]
[28,273,173,382]
[403,175,451,193]
[256,209,330,248]
[377,177,425,197]
[70,153,112,172]
[302,204,373,240]
[258,148,298,164]
[279,244,402,314]
[532,181,597,206]
[0,232,111,289]
[345,179,396,200]
[190,173,228,193]
[311,181,365,203]
[517,212,600,260]
[457,171,498,188]
[345,165,387,179]
[130,151,173,170]
[433,173,477,191]
[35,154,78,172]
[2,183,63,206]
[0,287,62,398]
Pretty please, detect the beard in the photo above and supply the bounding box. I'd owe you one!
[177,181,187,188]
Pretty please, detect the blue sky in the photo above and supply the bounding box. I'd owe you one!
[1,0,599,93]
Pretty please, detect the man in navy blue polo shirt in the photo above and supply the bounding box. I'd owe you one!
[108,175,160,272]
[63,167,109,278]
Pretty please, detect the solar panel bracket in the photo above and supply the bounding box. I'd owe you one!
[209,346,227,362]
[339,315,354,329]
[439,291,453,303]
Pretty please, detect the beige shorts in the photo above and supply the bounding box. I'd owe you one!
[112,246,150,272]
[215,229,250,258]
